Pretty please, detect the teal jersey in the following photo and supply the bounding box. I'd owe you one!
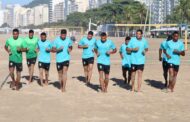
[78,37,96,59]
[52,37,73,63]
[128,37,149,65]
[165,40,185,65]
[95,39,116,65]
[120,43,131,68]
[38,40,52,63]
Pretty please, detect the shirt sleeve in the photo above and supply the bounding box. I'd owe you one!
[110,41,116,50]
[52,39,57,48]
[78,38,84,46]
[160,43,163,50]
[127,40,133,49]
[69,39,73,47]
[49,41,53,49]
[5,39,9,47]
[22,38,27,48]
[94,41,98,49]
[144,40,149,49]
[119,45,122,53]
[180,41,185,51]
[164,41,169,50]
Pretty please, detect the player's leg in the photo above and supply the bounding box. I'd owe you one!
[82,59,88,82]
[98,64,105,92]
[44,63,50,86]
[62,66,68,92]
[39,68,44,86]
[128,69,132,84]
[122,67,127,84]
[137,69,143,92]
[168,67,174,91]
[171,66,179,92]
[131,65,136,92]
[162,61,168,87]
[104,65,110,92]
[104,73,109,93]
[38,62,44,86]
[15,71,21,90]
[15,63,23,90]
[87,63,94,84]
[9,62,16,89]
[99,71,105,92]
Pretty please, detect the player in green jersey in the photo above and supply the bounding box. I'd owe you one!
[23,30,39,84]
[4,29,25,90]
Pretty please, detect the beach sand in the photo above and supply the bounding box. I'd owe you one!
[0,35,190,122]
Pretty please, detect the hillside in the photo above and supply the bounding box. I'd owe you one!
[24,0,50,8]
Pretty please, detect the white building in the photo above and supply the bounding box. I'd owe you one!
[136,0,179,24]
[89,0,112,9]
[33,4,49,26]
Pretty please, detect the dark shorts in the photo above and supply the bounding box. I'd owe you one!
[162,60,169,71]
[9,61,23,72]
[122,66,131,71]
[131,64,144,71]
[97,63,110,74]
[82,57,94,66]
[38,62,50,71]
[27,57,37,67]
[56,61,70,71]
[167,63,179,72]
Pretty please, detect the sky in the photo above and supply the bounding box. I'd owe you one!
[2,0,33,7]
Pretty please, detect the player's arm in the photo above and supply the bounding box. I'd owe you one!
[68,40,73,53]
[107,48,117,55]
[68,46,73,53]
[4,45,11,55]
[119,52,123,59]
[78,39,88,49]
[78,45,88,49]
[94,48,100,57]
[159,48,162,61]
[163,49,171,59]
[173,49,185,56]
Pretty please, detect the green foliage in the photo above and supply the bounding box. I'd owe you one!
[66,1,147,28]
[167,0,190,24]
[24,0,50,8]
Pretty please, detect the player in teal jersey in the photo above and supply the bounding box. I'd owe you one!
[78,31,96,85]
[159,35,172,87]
[119,36,131,84]
[52,29,73,92]
[94,32,117,93]
[163,31,185,92]
[127,30,149,92]
[37,32,52,86]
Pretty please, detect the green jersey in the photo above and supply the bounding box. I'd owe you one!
[5,37,25,63]
[24,36,39,59]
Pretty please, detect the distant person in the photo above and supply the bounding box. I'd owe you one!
[4,29,25,90]
[164,31,185,92]
[78,31,96,85]
[127,29,149,92]
[94,32,117,93]
[37,32,52,86]
[52,29,73,92]
[119,36,131,84]
[159,35,172,87]
[23,30,39,84]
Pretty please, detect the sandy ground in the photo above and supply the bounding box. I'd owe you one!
[0,34,190,122]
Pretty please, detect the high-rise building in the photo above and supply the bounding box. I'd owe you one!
[33,4,49,26]
[89,0,112,9]
[136,0,179,24]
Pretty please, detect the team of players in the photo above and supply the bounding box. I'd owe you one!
[4,29,185,93]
